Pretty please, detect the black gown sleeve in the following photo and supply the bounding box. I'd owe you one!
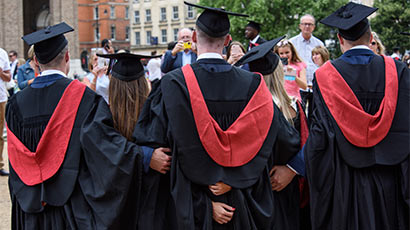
[133,79,169,147]
[79,97,144,229]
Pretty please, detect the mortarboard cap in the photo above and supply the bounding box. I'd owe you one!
[97,53,161,82]
[235,35,286,75]
[184,1,248,38]
[320,2,377,41]
[246,21,261,32]
[22,22,74,64]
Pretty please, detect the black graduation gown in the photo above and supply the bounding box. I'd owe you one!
[6,77,144,230]
[305,56,410,230]
[134,59,300,230]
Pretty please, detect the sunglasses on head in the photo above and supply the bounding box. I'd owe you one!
[371,41,377,46]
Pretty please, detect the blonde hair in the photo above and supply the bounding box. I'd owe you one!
[109,76,150,140]
[274,40,304,64]
[371,31,385,55]
[263,61,294,125]
[311,45,330,63]
[27,45,35,60]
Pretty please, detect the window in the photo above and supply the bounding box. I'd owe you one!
[111,25,116,40]
[125,26,130,40]
[94,6,99,19]
[173,28,178,41]
[110,6,115,19]
[161,29,167,43]
[146,9,151,22]
[160,7,166,21]
[187,5,194,19]
[134,0,139,2]
[125,6,129,19]
[95,27,100,41]
[146,31,152,44]
[134,11,140,23]
[172,6,178,20]
[135,32,140,45]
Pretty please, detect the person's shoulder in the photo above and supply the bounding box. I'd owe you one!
[234,65,261,79]
[289,34,301,42]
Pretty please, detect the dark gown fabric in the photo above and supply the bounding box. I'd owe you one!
[134,59,300,230]
[305,55,410,230]
[6,77,144,230]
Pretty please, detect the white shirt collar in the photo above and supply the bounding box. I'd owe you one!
[250,34,260,44]
[349,45,371,51]
[40,69,68,78]
[197,53,223,60]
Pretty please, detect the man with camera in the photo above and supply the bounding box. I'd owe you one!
[160,28,197,73]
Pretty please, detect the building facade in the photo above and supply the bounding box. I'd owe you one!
[0,0,81,78]
[78,0,131,54]
[129,0,198,55]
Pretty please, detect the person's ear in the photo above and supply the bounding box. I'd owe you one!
[224,34,232,47]
[192,31,197,43]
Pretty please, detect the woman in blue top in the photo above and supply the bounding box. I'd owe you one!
[17,46,38,90]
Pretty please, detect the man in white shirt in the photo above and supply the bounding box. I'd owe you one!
[0,47,11,175]
[147,51,162,82]
[290,14,324,121]
[8,50,18,96]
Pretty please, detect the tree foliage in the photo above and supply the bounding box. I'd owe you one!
[371,0,410,55]
[198,0,348,58]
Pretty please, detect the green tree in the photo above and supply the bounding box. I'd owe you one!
[198,0,348,58]
[371,0,410,55]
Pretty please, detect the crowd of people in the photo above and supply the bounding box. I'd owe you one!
[1,1,409,230]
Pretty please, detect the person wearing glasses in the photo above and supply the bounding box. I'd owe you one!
[369,31,386,55]
[290,14,324,123]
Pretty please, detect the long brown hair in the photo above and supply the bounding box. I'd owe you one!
[109,76,150,140]
[263,61,294,125]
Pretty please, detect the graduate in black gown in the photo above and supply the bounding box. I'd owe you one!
[97,52,174,230]
[236,37,310,230]
[245,21,266,51]
[6,23,171,230]
[133,1,300,229]
[301,3,410,229]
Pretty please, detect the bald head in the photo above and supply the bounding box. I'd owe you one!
[178,28,193,42]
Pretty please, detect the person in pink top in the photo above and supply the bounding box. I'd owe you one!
[275,40,307,101]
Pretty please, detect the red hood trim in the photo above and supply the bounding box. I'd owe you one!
[182,65,274,167]
[315,56,398,147]
[7,80,86,186]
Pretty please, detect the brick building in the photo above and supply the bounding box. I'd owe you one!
[78,0,131,53]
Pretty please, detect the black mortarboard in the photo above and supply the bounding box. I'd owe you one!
[246,21,261,32]
[184,1,248,38]
[320,2,377,41]
[22,22,74,64]
[235,35,286,75]
[97,53,161,82]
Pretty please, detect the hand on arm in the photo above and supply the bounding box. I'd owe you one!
[270,165,296,191]
[209,182,232,196]
[149,147,171,174]
[212,201,235,224]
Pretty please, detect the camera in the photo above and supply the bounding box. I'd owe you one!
[280,57,288,66]
[183,42,192,50]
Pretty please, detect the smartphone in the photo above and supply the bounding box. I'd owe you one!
[183,42,192,50]
[91,48,107,67]
[280,57,288,66]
